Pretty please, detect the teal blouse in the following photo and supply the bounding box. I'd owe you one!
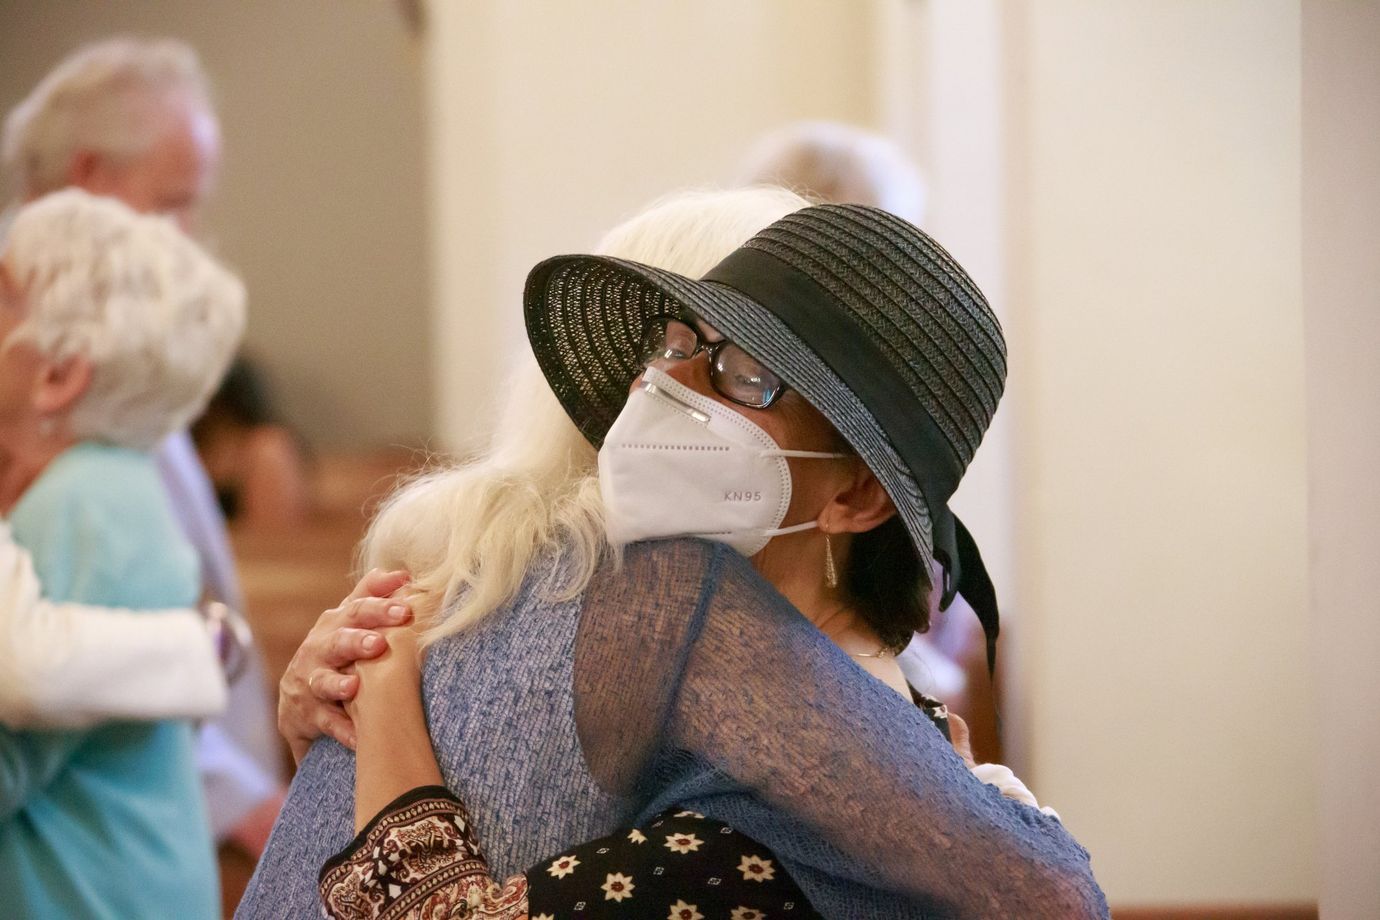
[0,443,218,920]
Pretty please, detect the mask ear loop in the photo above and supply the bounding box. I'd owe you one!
[754,450,851,547]
[758,519,823,539]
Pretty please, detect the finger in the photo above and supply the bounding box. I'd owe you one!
[281,649,317,699]
[305,602,350,639]
[345,568,411,602]
[946,713,976,767]
[316,707,358,751]
[322,628,388,668]
[344,595,412,629]
[308,667,361,702]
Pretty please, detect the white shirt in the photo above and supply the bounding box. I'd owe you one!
[0,521,226,727]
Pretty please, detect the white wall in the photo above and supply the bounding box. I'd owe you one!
[423,0,877,451]
[1003,0,1316,905]
[0,1,434,448]
[1301,3,1380,917]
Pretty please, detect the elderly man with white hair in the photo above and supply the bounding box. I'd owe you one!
[1,36,219,232]
[0,36,290,859]
[0,188,244,918]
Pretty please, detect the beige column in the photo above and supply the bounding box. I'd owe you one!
[1002,0,1315,904]
[1301,2,1380,917]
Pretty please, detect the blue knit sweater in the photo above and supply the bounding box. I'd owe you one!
[240,541,1107,919]
[238,558,624,918]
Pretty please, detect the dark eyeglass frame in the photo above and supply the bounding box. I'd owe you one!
[638,313,788,409]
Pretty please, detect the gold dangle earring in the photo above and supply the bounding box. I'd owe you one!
[824,532,838,589]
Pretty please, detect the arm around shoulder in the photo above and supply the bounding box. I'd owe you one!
[0,523,227,729]
[574,539,1109,918]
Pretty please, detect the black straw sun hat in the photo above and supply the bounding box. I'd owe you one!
[524,204,1007,670]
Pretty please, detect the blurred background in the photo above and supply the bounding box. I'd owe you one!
[2,1,1376,917]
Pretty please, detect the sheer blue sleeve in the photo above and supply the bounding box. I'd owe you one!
[574,539,1107,919]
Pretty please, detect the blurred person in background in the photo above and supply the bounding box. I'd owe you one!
[193,356,312,527]
[739,120,1001,755]
[0,36,288,857]
[0,189,244,918]
[738,120,928,224]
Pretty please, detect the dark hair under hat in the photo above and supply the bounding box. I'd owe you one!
[524,203,1007,670]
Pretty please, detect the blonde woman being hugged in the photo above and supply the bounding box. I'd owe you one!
[250,190,1102,920]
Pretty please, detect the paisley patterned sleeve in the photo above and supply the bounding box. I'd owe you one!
[318,785,528,920]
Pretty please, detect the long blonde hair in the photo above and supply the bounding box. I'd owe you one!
[359,187,809,644]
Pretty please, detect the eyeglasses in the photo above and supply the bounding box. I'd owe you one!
[638,314,788,409]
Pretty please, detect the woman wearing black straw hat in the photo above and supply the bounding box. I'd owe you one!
[249,192,1107,920]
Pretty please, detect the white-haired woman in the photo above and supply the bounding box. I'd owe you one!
[0,188,243,919]
[247,189,1097,920]
[2,39,294,862]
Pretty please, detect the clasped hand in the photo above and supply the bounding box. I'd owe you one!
[277,569,419,763]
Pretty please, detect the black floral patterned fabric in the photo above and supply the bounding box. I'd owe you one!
[526,807,822,919]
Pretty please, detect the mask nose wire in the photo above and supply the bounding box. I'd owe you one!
[639,380,711,424]
[642,370,846,460]
[765,448,852,460]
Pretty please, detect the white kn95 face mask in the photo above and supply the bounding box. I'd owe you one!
[598,366,849,557]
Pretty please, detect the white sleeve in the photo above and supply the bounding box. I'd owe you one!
[970,762,1062,820]
[0,522,228,729]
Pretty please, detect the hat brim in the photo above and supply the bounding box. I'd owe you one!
[523,254,937,577]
